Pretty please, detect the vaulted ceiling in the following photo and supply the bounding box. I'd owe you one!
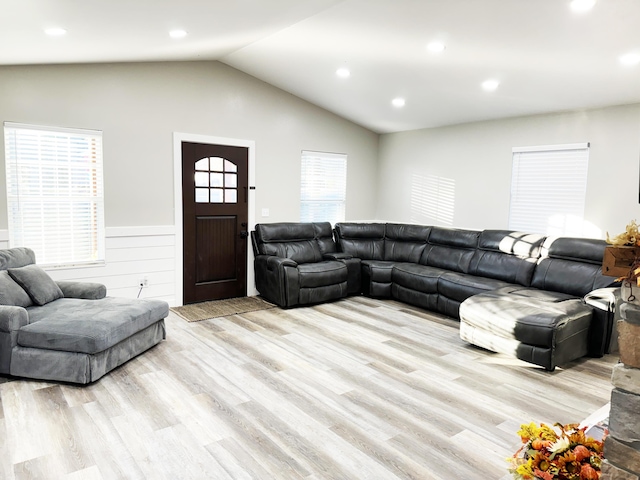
[4,0,640,133]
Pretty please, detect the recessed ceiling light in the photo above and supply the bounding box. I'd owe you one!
[169,29,187,39]
[392,98,406,108]
[570,0,596,12]
[44,28,67,36]
[336,68,351,78]
[427,42,446,53]
[482,79,500,91]
[619,52,640,66]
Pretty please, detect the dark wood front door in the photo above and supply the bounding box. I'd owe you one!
[182,142,248,304]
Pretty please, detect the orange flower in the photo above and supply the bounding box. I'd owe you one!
[580,463,599,480]
[531,438,551,450]
[574,445,591,462]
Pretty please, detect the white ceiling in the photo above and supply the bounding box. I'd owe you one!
[3,0,640,134]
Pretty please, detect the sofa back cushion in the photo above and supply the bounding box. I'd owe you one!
[335,223,385,260]
[254,222,322,264]
[531,237,615,296]
[0,247,36,270]
[0,247,38,307]
[420,227,479,273]
[468,230,545,286]
[383,223,430,262]
[0,270,33,307]
[313,222,337,255]
[8,264,64,306]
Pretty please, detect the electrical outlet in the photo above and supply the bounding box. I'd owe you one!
[139,276,149,288]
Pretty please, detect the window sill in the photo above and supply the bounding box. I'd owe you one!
[42,261,106,271]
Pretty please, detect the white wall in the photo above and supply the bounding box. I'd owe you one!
[377,103,640,238]
[4,60,639,306]
[0,61,379,305]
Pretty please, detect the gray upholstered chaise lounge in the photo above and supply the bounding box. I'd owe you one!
[0,247,168,384]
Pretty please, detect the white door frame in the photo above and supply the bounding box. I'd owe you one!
[173,132,257,306]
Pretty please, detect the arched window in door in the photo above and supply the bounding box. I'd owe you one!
[194,156,238,204]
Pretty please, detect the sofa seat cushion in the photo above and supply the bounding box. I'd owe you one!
[297,261,348,288]
[459,286,593,348]
[391,263,447,294]
[361,260,396,282]
[438,272,513,303]
[19,297,169,354]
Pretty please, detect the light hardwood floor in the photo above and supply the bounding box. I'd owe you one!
[0,296,616,480]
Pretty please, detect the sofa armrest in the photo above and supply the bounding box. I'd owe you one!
[323,252,353,261]
[265,256,297,269]
[254,255,299,307]
[56,281,107,300]
[584,287,622,356]
[0,305,29,333]
[0,305,29,374]
[584,287,620,312]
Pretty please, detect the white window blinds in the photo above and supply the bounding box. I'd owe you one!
[300,151,347,224]
[508,143,589,236]
[4,122,105,267]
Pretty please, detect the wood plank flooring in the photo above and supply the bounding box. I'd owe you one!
[0,296,616,480]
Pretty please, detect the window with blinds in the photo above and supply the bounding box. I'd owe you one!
[508,143,589,236]
[300,151,347,224]
[4,122,105,267]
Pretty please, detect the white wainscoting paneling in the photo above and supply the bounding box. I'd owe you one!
[0,226,177,306]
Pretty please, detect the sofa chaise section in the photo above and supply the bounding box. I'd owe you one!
[459,236,616,370]
[0,247,168,384]
[459,286,594,370]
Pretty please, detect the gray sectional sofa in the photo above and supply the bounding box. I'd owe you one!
[0,247,168,384]
[252,222,618,371]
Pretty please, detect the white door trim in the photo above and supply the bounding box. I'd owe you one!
[173,132,257,306]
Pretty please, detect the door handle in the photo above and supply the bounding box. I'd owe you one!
[240,231,248,239]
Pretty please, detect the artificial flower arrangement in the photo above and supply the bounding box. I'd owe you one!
[507,422,605,480]
[606,219,640,288]
[606,219,640,248]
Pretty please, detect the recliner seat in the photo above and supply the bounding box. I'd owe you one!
[252,222,349,307]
